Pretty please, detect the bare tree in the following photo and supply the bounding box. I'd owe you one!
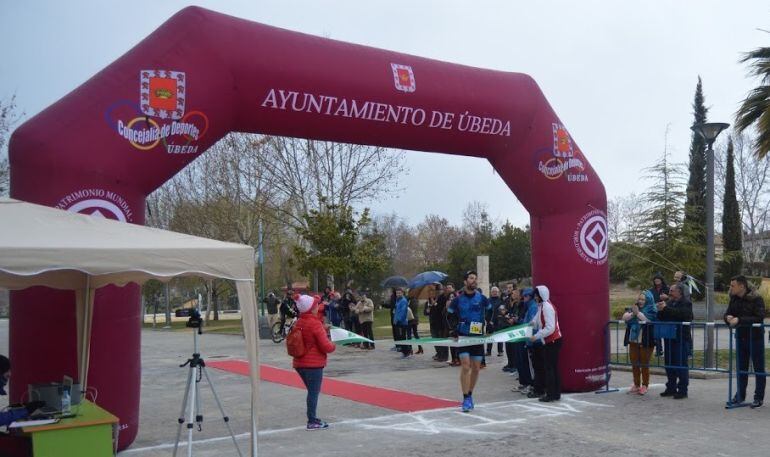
[146,133,277,318]
[373,213,422,278]
[152,134,275,244]
[607,197,622,243]
[263,138,407,229]
[607,193,645,243]
[416,214,462,266]
[0,95,23,197]
[461,200,497,249]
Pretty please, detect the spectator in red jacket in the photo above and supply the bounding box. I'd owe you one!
[293,295,336,430]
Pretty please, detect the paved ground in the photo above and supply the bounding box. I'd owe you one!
[0,320,766,457]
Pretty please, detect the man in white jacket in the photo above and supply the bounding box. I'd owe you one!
[529,285,563,402]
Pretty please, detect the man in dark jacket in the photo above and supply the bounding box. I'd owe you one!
[263,292,280,328]
[339,291,355,331]
[724,275,766,408]
[485,287,503,356]
[656,283,693,399]
[426,283,448,362]
[439,283,459,365]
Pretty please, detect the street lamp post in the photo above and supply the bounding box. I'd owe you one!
[258,220,265,316]
[691,122,729,368]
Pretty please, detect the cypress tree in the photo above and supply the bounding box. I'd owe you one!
[684,77,709,245]
[720,137,743,281]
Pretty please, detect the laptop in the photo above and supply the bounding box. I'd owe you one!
[28,375,79,416]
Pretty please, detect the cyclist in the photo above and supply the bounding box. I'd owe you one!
[280,289,298,336]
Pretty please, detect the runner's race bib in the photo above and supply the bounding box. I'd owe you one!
[469,321,483,335]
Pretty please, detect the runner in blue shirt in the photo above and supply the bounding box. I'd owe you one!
[446,270,491,412]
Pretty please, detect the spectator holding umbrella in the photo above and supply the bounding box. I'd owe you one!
[407,294,423,354]
[440,283,460,365]
[425,284,446,361]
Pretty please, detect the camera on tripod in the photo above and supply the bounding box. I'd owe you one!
[174,293,242,457]
[186,308,203,328]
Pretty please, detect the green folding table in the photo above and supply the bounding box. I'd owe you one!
[20,399,119,457]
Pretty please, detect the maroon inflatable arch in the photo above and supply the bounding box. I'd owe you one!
[9,6,608,449]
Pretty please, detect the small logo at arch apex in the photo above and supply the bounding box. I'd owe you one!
[391,63,416,93]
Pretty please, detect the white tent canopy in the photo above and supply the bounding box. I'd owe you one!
[0,198,260,456]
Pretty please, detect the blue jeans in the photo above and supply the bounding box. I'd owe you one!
[514,342,533,386]
[736,336,766,402]
[296,367,324,422]
[663,339,689,394]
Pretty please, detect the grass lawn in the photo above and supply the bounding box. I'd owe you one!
[143,309,397,338]
[373,307,395,339]
[142,319,243,335]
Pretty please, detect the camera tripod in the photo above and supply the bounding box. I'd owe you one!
[173,309,243,457]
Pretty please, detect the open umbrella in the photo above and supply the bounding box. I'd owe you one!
[408,283,441,299]
[380,275,409,289]
[408,271,448,289]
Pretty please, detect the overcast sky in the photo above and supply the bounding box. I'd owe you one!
[2,1,768,228]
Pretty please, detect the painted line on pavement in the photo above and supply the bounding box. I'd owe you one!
[121,390,628,454]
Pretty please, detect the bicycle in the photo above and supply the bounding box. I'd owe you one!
[271,316,297,343]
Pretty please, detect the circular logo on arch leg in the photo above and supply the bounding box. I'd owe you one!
[56,189,134,222]
[573,209,608,265]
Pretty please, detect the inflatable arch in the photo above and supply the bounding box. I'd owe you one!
[9,7,608,449]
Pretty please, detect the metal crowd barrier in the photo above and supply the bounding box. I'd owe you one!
[596,320,769,405]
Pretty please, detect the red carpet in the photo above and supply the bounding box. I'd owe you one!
[207,360,459,412]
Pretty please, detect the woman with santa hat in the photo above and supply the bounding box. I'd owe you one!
[292,295,336,430]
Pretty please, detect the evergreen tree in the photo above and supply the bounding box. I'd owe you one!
[488,222,531,283]
[625,146,703,290]
[683,77,709,245]
[292,202,388,289]
[446,238,476,286]
[638,148,686,249]
[719,137,743,283]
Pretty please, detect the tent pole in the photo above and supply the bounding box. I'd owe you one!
[79,276,92,392]
[164,282,171,328]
